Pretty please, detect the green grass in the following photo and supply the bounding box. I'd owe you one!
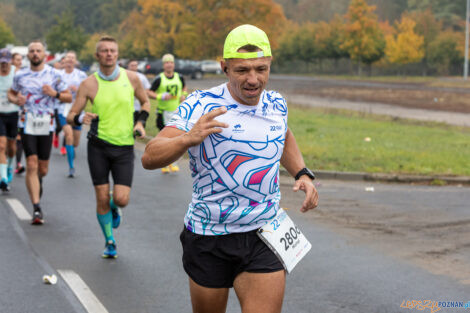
[288,106,470,176]
[94,99,470,176]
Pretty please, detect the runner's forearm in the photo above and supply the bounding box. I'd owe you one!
[280,128,306,177]
[141,134,190,169]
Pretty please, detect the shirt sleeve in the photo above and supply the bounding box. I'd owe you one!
[55,71,68,92]
[142,76,151,89]
[166,91,204,132]
[150,76,161,91]
[80,71,88,82]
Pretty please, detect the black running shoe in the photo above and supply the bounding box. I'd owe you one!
[0,180,10,192]
[31,210,44,225]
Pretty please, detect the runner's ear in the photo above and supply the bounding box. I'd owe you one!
[224,67,228,73]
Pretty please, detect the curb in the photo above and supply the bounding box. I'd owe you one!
[280,169,470,185]
[139,136,469,186]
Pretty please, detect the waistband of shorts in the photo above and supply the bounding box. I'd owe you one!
[88,135,134,149]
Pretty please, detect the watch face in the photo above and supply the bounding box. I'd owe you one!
[296,168,315,180]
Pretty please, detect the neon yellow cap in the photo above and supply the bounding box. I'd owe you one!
[223,24,272,59]
[162,53,174,63]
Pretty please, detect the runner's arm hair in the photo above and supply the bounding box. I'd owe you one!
[142,126,190,170]
[56,89,73,103]
[280,128,307,177]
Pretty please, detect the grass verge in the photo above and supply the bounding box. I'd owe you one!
[94,98,470,177]
[289,106,470,176]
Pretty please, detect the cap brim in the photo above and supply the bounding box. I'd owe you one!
[0,58,11,63]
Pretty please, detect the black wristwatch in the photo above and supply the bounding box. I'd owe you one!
[294,168,315,180]
[55,91,60,99]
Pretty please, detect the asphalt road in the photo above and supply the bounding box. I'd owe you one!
[1,134,469,313]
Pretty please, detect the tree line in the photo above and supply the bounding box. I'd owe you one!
[276,0,465,75]
[0,0,467,75]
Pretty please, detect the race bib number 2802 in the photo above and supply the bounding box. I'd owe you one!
[257,208,311,273]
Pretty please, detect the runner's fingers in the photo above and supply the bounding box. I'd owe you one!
[205,120,228,129]
[203,107,227,121]
[293,179,302,191]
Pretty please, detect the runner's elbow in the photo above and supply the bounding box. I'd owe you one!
[141,153,157,170]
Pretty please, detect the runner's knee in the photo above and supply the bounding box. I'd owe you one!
[38,164,48,177]
[26,157,38,172]
[113,193,129,207]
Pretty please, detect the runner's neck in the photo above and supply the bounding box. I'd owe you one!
[30,62,45,72]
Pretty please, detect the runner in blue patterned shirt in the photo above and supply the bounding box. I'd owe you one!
[142,25,318,313]
[8,41,72,225]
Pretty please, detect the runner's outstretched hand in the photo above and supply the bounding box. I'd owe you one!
[184,107,228,147]
[82,112,98,125]
[293,176,318,212]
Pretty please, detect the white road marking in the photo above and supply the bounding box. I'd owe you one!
[58,270,109,313]
[6,198,31,221]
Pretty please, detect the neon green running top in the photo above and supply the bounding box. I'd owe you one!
[93,68,135,146]
[156,72,183,112]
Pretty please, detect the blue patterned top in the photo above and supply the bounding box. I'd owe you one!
[167,83,288,235]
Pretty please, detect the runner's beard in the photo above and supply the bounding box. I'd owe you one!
[30,59,43,66]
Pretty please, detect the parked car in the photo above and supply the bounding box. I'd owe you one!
[201,60,222,74]
[144,58,204,79]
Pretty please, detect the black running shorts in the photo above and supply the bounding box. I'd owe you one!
[0,112,19,139]
[21,129,53,160]
[180,227,285,288]
[87,137,134,187]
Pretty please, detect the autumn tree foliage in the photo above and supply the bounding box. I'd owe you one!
[341,0,385,67]
[428,31,463,75]
[119,0,286,59]
[0,17,15,47]
[385,16,424,65]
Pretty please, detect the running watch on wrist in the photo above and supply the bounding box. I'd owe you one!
[55,91,60,99]
[294,168,315,180]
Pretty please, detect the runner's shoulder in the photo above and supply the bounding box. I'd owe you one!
[187,84,226,105]
[79,75,99,94]
[13,67,30,78]
[124,69,138,81]
[263,89,287,111]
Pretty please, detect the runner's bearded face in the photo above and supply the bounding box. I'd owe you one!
[96,41,118,68]
[224,54,271,106]
[27,43,45,67]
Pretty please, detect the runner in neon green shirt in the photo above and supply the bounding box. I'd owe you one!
[67,36,150,258]
[150,53,188,173]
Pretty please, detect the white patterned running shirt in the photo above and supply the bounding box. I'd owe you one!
[58,68,87,116]
[12,65,68,130]
[167,83,288,235]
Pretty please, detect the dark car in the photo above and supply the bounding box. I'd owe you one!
[144,58,203,79]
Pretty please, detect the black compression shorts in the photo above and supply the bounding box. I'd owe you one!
[180,227,284,288]
[87,137,134,187]
[0,112,19,139]
[21,129,53,160]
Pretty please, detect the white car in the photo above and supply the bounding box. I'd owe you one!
[201,60,222,74]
